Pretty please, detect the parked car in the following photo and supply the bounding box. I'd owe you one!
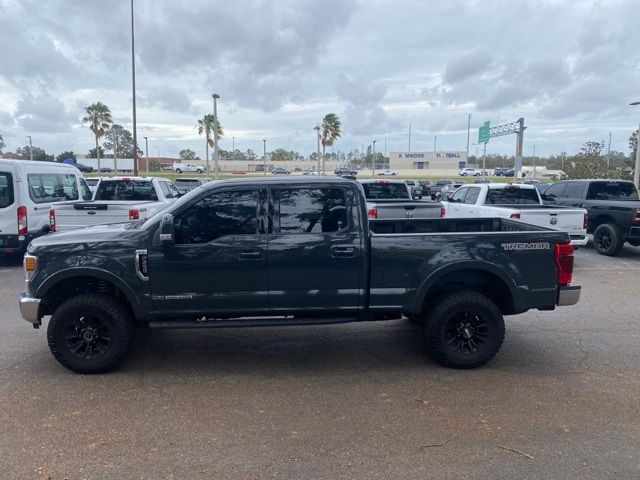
[99,167,113,173]
[50,177,181,232]
[334,167,358,176]
[173,177,210,195]
[404,179,423,199]
[474,178,491,184]
[20,177,580,373]
[376,170,398,176]
[75,163,94,173]
[542,179,640,255]
[436,182,465,201]
[458,167,482,177]
[173,163,204,174]
[0,159,92,254]
[493,167,510,176]
[271,167,290,175]
[360,179,443,219]
[429,179,454,200]
[502,168,516,177]
[441,183,588,246]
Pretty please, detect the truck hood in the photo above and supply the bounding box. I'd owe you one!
[28,222,146,251]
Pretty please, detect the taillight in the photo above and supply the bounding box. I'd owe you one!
[440,207,446,218]
[510,212,521,219]
[632,208,640,224]
[129,208,140,220]
[554,242,574,285]
[375,179,389,184]
[17,206,27,234]
[49,208,56,232]
[367,207,378,219]
[583,212,588,229]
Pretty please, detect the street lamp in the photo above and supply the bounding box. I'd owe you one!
[212,93,220,180]
[630,102,640,189]
[371,140,377,178]
[262,139,267,176]
[26,135,33,161]
[314,126,321,174]
[142,136,149,175]
[130,0,139,176]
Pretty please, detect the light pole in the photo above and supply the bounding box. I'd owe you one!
[232,136,235,153]
[372,140,377,178]
[130,0,139,176]
[142,136,149,174]
[26,136,33,161]
[465,113,471,161]
[113,134,118,172]
[262,139,267,176]
[630,102,640,189]
[212,93,220,180]
[314,126,321,174]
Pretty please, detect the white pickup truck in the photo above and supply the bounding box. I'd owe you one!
[442,183,588,246]
[173,163,205,174]
[50,177,181,232]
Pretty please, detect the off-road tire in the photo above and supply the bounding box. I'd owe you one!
[423,291,505,369]
[47,294,135,374]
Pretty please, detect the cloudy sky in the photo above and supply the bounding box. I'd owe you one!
[1,0,639,159]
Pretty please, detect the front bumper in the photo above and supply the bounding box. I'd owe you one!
[557,285,581,306]
[19,293,41,326]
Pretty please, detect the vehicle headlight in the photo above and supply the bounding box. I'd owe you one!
[23,254,37,282]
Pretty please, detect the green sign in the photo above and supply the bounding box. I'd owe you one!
[478,121,490,143]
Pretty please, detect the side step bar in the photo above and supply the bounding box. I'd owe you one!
[148,316,359,329]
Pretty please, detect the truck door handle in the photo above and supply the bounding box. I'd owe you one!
[331,246,356,258]
[238,251,262,260]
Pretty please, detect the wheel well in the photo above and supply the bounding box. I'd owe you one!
[422,269,514,315]
[590,215,615,230]
[40,276,136,320]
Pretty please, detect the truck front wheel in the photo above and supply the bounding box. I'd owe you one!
[593,223,624,256]
[47,294,135,374]
[423,291,505,369]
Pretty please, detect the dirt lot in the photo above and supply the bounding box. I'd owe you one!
[1,244,639,479]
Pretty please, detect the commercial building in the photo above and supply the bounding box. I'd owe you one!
[389,151,468,176]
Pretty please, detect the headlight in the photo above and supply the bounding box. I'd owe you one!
[23,254,37,282]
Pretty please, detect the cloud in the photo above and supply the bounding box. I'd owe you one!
[13,92,76,133]
[443,51,493,84]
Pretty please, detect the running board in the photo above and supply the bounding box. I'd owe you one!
[148,316,358,329]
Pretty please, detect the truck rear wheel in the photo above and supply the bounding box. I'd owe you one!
[175,168,182,174]
[47,294,135,374]
[423,291,505,369]
[593,223,624,256]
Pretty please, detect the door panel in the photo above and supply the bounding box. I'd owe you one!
[267,186,363,314]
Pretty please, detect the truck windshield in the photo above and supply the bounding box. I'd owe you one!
[362,183,409,200]
[95,180,159,201]
[486,187,540,205]
[586,182,639,200]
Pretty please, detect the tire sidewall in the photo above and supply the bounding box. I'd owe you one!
[593,223,622,256]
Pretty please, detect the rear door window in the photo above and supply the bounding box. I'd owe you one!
[27,173,80,204]
[586,181,639,200]
[464,187,481,204]
[79,178,93,200]
[543,182,566,199]
[0,172,14,208]
[485,187,540,205]
[272,188,348,234]
[563,182,585,198]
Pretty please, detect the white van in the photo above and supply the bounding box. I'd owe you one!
[0,159,92,254]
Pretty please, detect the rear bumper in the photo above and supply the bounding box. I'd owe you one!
[570,235,589,246]
[0,232,38,254]
[557,285,581,306]
[627,226,640,241]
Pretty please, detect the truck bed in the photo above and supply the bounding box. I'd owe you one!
[368,217,543,234]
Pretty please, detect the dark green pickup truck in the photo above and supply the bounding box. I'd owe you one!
[20,177,580,373]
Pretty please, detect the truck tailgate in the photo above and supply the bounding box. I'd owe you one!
[53,201,157,230]
[518,207,586,236]
[370,201,442,219]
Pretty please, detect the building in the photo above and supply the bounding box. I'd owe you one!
[389,151,468,176]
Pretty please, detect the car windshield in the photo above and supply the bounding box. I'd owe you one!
[586,182,639,200]
[362,182,409,200]
[486,187,540,205]
[174,179,201,185]
[95,180,158,201]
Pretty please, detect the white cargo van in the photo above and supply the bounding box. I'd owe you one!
[0,159,92,254]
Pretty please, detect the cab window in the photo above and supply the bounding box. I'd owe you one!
[543,182,566,199]
[272,187,347,234]
[464,187,481,204]
[448,187,467,203]
[79,177,93,200]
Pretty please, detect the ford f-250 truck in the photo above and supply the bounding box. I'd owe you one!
[19,177,580,374]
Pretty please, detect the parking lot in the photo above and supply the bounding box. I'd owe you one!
[1,243,639,479]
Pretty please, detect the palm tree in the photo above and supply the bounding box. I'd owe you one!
[82,102,112,171]
[196,114,224,172]
[320,113,341,174]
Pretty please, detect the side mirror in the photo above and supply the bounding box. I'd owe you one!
[159,214,175,246]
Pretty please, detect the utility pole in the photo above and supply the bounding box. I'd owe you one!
[533,144,536,179]
[26,136,33,161]
[315,126,321,174]
[372,140,377,178]
[514,117,525,179]
[434,135,437,152]
[607,132,612,166]
[466,113,471,161]
[142,136,149,174]
[232,136,235,153]
[262,139,267,176]
[629,102,640,188]
[408,124,411,152]
[130,0,139,176]
[384,136,387,157]
[482,142,487,174]
[212,93,220,180]
[113,135,118,172]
